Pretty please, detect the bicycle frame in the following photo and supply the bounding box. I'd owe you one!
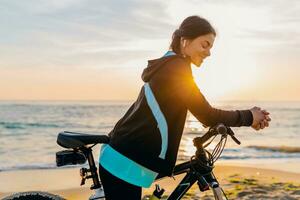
[57,124,237,200]
[150,124,238,200]
[154,148,223,199]
[65,145,223,200]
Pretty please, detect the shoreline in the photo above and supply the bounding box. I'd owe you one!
[1,165,300,199]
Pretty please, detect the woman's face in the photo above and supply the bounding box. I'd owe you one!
[182,33,215,67]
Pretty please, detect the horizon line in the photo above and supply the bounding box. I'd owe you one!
[1,99,300,102]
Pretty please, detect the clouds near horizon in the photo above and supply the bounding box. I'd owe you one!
[0,0,299,100]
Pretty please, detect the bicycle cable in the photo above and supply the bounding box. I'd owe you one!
[211,135,227,163]
[189,134,228,174]
[205,134,228,165]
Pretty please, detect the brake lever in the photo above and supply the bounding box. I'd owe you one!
[230,135,241,145]
[227,127,241,145]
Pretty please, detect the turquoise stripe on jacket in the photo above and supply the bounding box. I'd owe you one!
[99,144,158,187]
[144,83,168,159]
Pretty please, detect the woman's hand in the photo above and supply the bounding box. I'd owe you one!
[250,107,271,131]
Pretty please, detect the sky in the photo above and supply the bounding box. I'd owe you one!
[0,0,299,101]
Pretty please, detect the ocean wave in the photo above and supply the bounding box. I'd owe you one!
[247,145,300,153]
[0,162,89,172]
[220,154,300,160]
[177,146,300,162]
[0,121,61,129]
[0,163,55,172]
[177,154,300,162]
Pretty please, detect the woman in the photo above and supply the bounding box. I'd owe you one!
[98,15,271,199]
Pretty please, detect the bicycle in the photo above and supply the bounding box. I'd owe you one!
[3,123,241,200]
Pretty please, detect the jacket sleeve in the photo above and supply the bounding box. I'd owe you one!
[168,58,253,127]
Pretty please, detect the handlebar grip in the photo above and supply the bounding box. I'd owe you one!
[194,123,241,147]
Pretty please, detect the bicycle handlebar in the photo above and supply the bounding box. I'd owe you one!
[193,123,241,149]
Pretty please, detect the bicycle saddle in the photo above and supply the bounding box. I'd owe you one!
[57,131,110,149]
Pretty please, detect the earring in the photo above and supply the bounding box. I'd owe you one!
[182,40,187,57]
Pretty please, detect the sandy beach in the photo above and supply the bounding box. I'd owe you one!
[1,165,299,199]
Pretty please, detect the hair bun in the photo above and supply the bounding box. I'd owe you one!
[174,29,183,37]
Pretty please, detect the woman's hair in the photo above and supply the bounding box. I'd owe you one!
[170,15,216,54]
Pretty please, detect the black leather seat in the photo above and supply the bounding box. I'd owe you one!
[57,131,110,149]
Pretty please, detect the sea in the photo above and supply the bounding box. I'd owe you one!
[0,100,299,173]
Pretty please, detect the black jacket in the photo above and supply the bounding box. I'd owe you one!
[108,54,253,176]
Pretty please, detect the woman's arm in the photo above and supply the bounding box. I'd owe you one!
[177,79,253,127]
[168,58,265,127]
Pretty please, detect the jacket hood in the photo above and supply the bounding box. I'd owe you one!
[141,54,190,82]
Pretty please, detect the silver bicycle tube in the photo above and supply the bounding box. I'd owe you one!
[212,186,226,200]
